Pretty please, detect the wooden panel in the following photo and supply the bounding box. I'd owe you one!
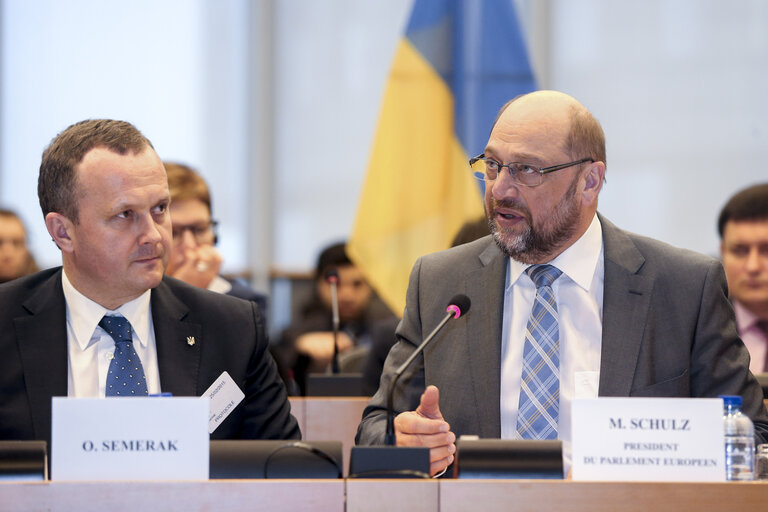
[288,396,307,436]
[0,480,344,512]
[440,480,768,512]
[303,397,369,476]
[346,479,438,512]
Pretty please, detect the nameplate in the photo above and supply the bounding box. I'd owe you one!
[571,398,724,481]
[51,397,209,481]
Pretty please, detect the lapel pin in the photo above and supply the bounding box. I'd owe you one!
[186,336,196,346]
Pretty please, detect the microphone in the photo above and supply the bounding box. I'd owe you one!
[384,293,471,445]
[324,269,341,374]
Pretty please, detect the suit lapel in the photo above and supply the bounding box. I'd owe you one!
[14,270,68,440]
[597,215,653,396]
[465,240,507,438]
[151,280,202,396]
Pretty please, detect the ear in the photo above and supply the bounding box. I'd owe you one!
[45,212,75,253]
[580,161,605,207]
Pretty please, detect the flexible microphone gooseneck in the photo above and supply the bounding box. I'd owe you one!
[324,269,341,374]
[384,294,471,445]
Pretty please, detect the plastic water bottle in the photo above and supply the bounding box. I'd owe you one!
[721,395,754,481]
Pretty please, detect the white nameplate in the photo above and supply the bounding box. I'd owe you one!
[51,397,209,481]
[203,371,245,434]
[572,398,725,481]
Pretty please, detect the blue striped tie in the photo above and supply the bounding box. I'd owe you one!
[99,315,148,397]
[516,264,562,440]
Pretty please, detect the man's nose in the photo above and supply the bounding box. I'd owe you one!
[491,169,521,200]
[745,247,763,272]
[138,214,163,244]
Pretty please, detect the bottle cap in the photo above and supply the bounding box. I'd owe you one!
[720,395,742,407]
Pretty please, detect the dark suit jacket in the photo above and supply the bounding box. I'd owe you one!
[225,276,268,320]
[0,268,300,449]
[357,214,768,443]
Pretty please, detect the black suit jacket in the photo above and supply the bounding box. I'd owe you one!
[0,268,299,448]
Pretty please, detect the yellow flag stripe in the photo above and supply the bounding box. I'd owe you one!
[348,38,484,315]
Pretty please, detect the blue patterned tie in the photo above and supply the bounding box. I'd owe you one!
[516,264,562,440]
[99,315,148,397]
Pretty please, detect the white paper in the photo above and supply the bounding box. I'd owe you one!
[203,371,245,434]
[51,397,209,481]
[571,397,725,482]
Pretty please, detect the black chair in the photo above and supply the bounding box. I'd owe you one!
[455,438,563,479]
[209,440,342,479]
[0,441,48,481]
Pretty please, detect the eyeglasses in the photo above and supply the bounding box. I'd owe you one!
[470,155,593,187]
[172,220,218,244]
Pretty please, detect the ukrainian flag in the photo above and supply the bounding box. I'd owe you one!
[348,0,536,315]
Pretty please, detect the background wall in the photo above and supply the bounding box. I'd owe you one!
[1,0,766,300]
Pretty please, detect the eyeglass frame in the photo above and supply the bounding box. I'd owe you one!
[469,154,594,187]
[171,220,219,244]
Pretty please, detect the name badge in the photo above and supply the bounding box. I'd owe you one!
[203,371,245,434]
[571,397,725,481]
[51,397,209,481]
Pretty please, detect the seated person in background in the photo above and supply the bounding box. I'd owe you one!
[164,162,267,314]
[356,90,768,477]
[0,119,299,449]
[275,242,396,395]
[0,208,39,283]
[718,183,768,373]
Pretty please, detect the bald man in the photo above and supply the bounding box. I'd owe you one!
[356,91,768,476]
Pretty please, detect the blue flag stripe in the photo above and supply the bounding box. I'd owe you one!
[405,0,536,157]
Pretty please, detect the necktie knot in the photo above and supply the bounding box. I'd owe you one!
[99,315,132,344]
[526,264,562,288]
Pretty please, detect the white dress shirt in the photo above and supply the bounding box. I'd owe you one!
[500,213,604,472]
[734,300,768,374]
[62,270,162,397]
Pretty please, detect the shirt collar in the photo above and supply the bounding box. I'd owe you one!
[507,213,603,290]
[61,269,153,351]
[733,300,759,334]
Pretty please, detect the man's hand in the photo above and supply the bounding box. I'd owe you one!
[394,385,456,476]
[295,331,354,364]
[167,245,222,288]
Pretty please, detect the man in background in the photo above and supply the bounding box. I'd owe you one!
[275,242,395,395]
[164,162,267,313]
[718,183,768,374]
[0,119,298,449]
[0,208,39,282]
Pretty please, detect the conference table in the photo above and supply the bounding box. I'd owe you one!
[2,398,768,511]
[2,478,767,511]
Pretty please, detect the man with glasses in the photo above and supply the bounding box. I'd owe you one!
[0,120,299,451]
[357,90,768,476]
[164,162,267,314]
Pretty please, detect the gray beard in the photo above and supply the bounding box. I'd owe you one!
[488,177,581,264]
